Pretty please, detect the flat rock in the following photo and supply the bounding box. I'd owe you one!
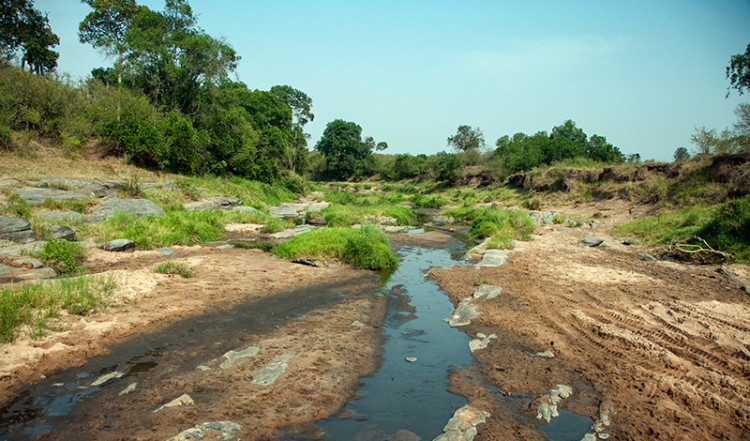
[219,346,260,370]
[232,206,262,214]
[43,224,75,241]
[14,257,43,269]
[251,353,294,386]
[270,225,315,240]
[475,249,508,268]
[11,187,88,205]
[183,197,243,212]
[0,264,15,276]
[268,203,303,218]
[445,299,479,327]
[0,241,47,257]
[469,333,497,352]
[166,421,242,441]
[435,405,490,441]
[15,267,56,280]
[99,239,135,252]
[0,178,20,188]
[579,237,605,247]
[85,198,165,223]
[36,211,85,223]
[156,247,175,255]
[472,285,502,299]
[0,215,30,235]
[155,394,194,412]
[73,183,116,198]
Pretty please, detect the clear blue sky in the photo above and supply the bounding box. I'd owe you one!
[37,0,750,161]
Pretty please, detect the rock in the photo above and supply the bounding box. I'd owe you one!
[14,257,42,269]
[74,183,116,198]
[216,244,234,249]
[183,197,243,212]
[445,299,479,327]
[85,198,165,223]
[269,225,315,240]
[0,241,46,257]
[469,334,497,352]
[578,237,605,247]
[619,237,641,246]
[639,252,657,261]
[387,430,421,441]
[11,187,88,205]
[534,349,555,358]
[15,267,57,280]
[405,357,418,362]
[292,258,319,267]
[166,421,242,441]
[305,202,329,213]
[0,178,20,188]
[156,247,175,255]
[119,382,137,396]
[434,405,490,441]
[99,239,135,252]
[36,211,85,223]
[43,224,75,241]
[472,285,502,300]
[268,203,303,218]
[0,215,33,243]
[476,250,507,268]
[91,371,125,387]
[219,346,260,370]
[232,206,262,214]
[537,384,573,423]
[306,212,327,226]
[251,353,294,386]
[155,394,194,412]
[0,264,15,276]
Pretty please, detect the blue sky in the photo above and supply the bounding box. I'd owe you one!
[37,0,750,161]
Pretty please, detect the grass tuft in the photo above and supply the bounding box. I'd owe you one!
[38,239,86,275]
[152,261,194,278]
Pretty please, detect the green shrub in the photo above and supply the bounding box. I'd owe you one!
[552,214,567,224]
[522,197,543,210]
[152,262,194,278]
[39,239,86,275]
[443,205,535,248]
[0,275,116,342]
[228,240,273,251]
[699,196,750,260]
[272,226,398,271]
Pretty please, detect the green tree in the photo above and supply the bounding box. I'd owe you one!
[79,0,140,85]
[315,119,371,180]
[431,151,462,184]
[734,103,750,153]
[0,0,59,73]
[727,43,750,96]
[673,147,690,162]
[448,125,485,152]
[271,85,313,172]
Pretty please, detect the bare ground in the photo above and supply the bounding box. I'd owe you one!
[430,203,750,441]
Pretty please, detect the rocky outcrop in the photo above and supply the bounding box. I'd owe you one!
[11,187,89,205]
[183,197,242,212]
[0,215,34,243]
[85,198,164,223]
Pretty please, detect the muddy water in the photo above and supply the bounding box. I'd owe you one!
[0,276,377,440]
[290,243,473,441]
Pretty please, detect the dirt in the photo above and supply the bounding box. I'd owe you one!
[429,202,750,441]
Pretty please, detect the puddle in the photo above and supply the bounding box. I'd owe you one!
[541,409,593,441]
[287,244,473,440]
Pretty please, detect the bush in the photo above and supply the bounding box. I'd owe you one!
[699,196,750,260]
[39,239,86,275]
[443,205,535,248]
[272,226,398,271]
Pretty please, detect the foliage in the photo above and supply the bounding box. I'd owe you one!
[227,240,273,252]
[613,205,713,247]
[0,0,60,74]
[494,120,625,175]
[38,239,86,275]
[152,261,193,278]
[673,147,690,162]
[431,151,462,184]
[272,225,397,271]
[727,42,750,96]
[448,125,485,152]
[443,205,535,248]
[698,196,750,260]
[0,275,116,342]
[315,119,371,180]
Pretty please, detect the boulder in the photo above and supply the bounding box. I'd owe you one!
[15,267,57,281]
[476,250,508,268]
[0,178,20,188]
[11,187,88,205]
[74,183,116,198]
[232,206,261,214]
[183,197,243,212]
[0,215,34,243]
[445,299,480,327]
[43,224,75,241]
[86,198,165,223]
[99,239,135,252]
[579,237,605,247]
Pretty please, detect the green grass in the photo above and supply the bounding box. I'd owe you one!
[320,203,415,227]
[228,240,273,251]
[444,204,535,249]
[152,261,194,278]
[613,205,713,245]
[272,225,398,271]
[0,275,116,342]
[37,239,86,275]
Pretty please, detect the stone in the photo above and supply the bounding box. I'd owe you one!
[476,250,507,268]
[434,405,490,441]
[156,247,175,255]
[219,346,260,370]
[100,239,135,252]
[292,258,319,267]
[304,202,329,213]
[535,349,555,358]
[91,371,125,387]
[43,224,75,241]
[155,394,194,412]
[405,357,418,362]
[469,334,497,352]
[36,211,85,223]
[429,215,454,226]
[0,264,15,276]
[166,421,242,441]
[232,206,262,214]
[0,241,46,257]
[0,178,20,188]
[15,267,57,280]
[388,430,421,441]
[445,299,479,327]
[639,252,657,261]
[269,225,315,240]
[11,187,88,205]
[578,237,605,247]
[268,203,303,218]
[119,382,137,396]
[472,285,502,299]
[619,237,641,246]
[183,197,243,212]
[251,353,294,386]
[0,215,31,236]
[74,183,115,198]
[85,198,165,223]
[216,244,234,249]
[14,257,43,269]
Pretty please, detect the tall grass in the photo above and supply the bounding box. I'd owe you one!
[272,225,398,271]
[444,205,535,248]
[0,276,116,342]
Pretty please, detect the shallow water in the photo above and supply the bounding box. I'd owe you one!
[291,244,473,441]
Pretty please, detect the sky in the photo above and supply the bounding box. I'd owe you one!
[36,0,750,161]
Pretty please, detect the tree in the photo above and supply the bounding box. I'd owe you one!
[673,147,690,162]
[0,0,59,73]
[448,125,485,152]
[727,43,750,96]
[734,103,750,153]
[271,85,313,172]
[79,0,140,85]
[315,119,371,180]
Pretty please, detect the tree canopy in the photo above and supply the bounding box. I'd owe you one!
[315,119,372,180]
[448,125,485,152]
[1,0,59,74]
[727,43,750,96]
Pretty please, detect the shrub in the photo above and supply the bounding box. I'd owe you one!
[699,196,750,260]
[522,197,543,210]
[39,239,86,275]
